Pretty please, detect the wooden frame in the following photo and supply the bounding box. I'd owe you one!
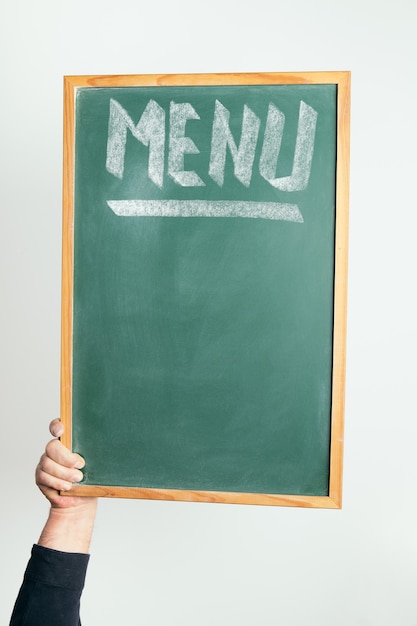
[61,71,350,507]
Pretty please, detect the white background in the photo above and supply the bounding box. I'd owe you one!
[1,1,416,624]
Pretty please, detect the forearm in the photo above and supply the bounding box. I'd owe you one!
[10,502,97,625]
[10,421,97,625]
[38,500,97,553]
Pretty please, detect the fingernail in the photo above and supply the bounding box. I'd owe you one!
[73,452,85,468]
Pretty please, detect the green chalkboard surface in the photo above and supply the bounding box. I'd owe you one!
[61,73,350,507]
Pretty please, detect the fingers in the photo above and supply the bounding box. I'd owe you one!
[37,448,84,490]
[36,421,86,500]
[46,419,84,469]
[44,437,85,470]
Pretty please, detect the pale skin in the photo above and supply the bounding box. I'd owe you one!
[35,419,98,554]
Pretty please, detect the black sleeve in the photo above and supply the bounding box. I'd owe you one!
[9,544,90,626]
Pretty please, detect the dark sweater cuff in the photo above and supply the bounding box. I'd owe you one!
[24,545,90,592]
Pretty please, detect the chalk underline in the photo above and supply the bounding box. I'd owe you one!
[107,200,304,223]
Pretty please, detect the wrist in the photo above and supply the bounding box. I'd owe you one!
[38,499,97,553]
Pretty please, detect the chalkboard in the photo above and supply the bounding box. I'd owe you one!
[61,72,350,507]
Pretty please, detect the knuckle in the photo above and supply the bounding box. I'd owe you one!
[37,453,48,473]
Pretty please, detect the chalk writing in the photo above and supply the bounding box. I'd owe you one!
[106,99,165,188]
[209,101,260,188]
[169,102,205,187]
[260,101,317,191]
[107,200,303,222]
[105,97,317,222]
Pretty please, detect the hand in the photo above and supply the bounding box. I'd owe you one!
[36,418,95,509]
[36,420,97,552]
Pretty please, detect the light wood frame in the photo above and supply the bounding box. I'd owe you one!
[61,71,350,508]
